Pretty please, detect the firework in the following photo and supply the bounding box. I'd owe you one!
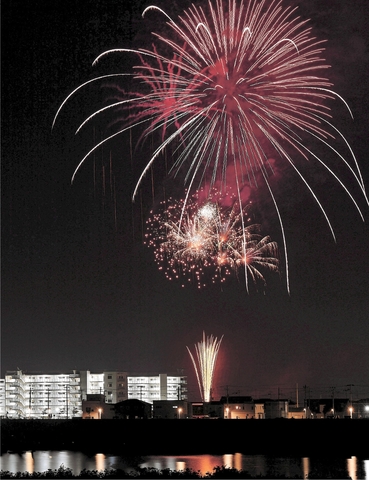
[144,189,279,289]
[54,0,367,293]
[54,0,366,201]
[187,332,223,403]
[145,195,213,288]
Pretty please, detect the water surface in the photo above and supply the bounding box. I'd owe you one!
[1,451,368,478]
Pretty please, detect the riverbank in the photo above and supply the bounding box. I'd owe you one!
[1,418,368,456]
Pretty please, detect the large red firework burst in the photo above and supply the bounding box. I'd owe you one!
[67,0,366,202]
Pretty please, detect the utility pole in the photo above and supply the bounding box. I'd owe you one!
[65,385,69,419]
[308,387,311,410]
[225,385,229,419]
[347,384,354,405]
[331,387,335,417]
[347,384,354,418]
[47,389,50,418]
[137,385,144,401]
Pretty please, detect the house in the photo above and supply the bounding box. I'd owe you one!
[82,394,105,419]
[353,399,369,418]
[190,401,223,418]
[263,399,289,419]
[153,400,188,418]
[220,396,255,419]
[112,398,152,419]
[308,398,350,418]
[288,404,311,419]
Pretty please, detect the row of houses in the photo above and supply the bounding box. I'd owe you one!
[177,396,369,420]
[83,394,369,420]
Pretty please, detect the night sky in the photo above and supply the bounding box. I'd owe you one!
[2,0,369,402]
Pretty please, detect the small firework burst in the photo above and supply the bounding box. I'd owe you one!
[145,195,214,288]
[144,189,279,289]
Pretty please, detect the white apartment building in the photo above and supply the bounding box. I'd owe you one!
[80,370,128,403]
[5,370,82,419]
[104,371,128,404]
[2,370,188,418]
[127,373,187,404]
[0,379,6,417]
[80,371,104,398]
[80,371,187,405]
[79,371,128,404]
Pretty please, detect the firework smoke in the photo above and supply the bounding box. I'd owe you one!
[187,332,223,403]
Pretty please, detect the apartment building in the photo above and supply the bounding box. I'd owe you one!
[3,370,187,417]
[79,371,128,404]
[104,371,128,404]
[4,370,82,418]
[79,371,104,398]
[0,379,6,417]
[127,373,187,404]
[79,371,188,404]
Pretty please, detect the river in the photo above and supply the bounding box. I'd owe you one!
[1,451,368,478]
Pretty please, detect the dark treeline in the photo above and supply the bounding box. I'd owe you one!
[0,465,352,479]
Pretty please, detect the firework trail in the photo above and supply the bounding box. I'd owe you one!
[187,332,223,403]
[54,0,367,292]
[144,189,279,289]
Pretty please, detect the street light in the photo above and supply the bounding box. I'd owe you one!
[98,408,102,419]
[178,407,182,419]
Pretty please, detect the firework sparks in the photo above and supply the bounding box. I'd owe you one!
[144,189,279,289]
[55,0,367,201]
[187,332,223,403]
[54,0,368,293]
